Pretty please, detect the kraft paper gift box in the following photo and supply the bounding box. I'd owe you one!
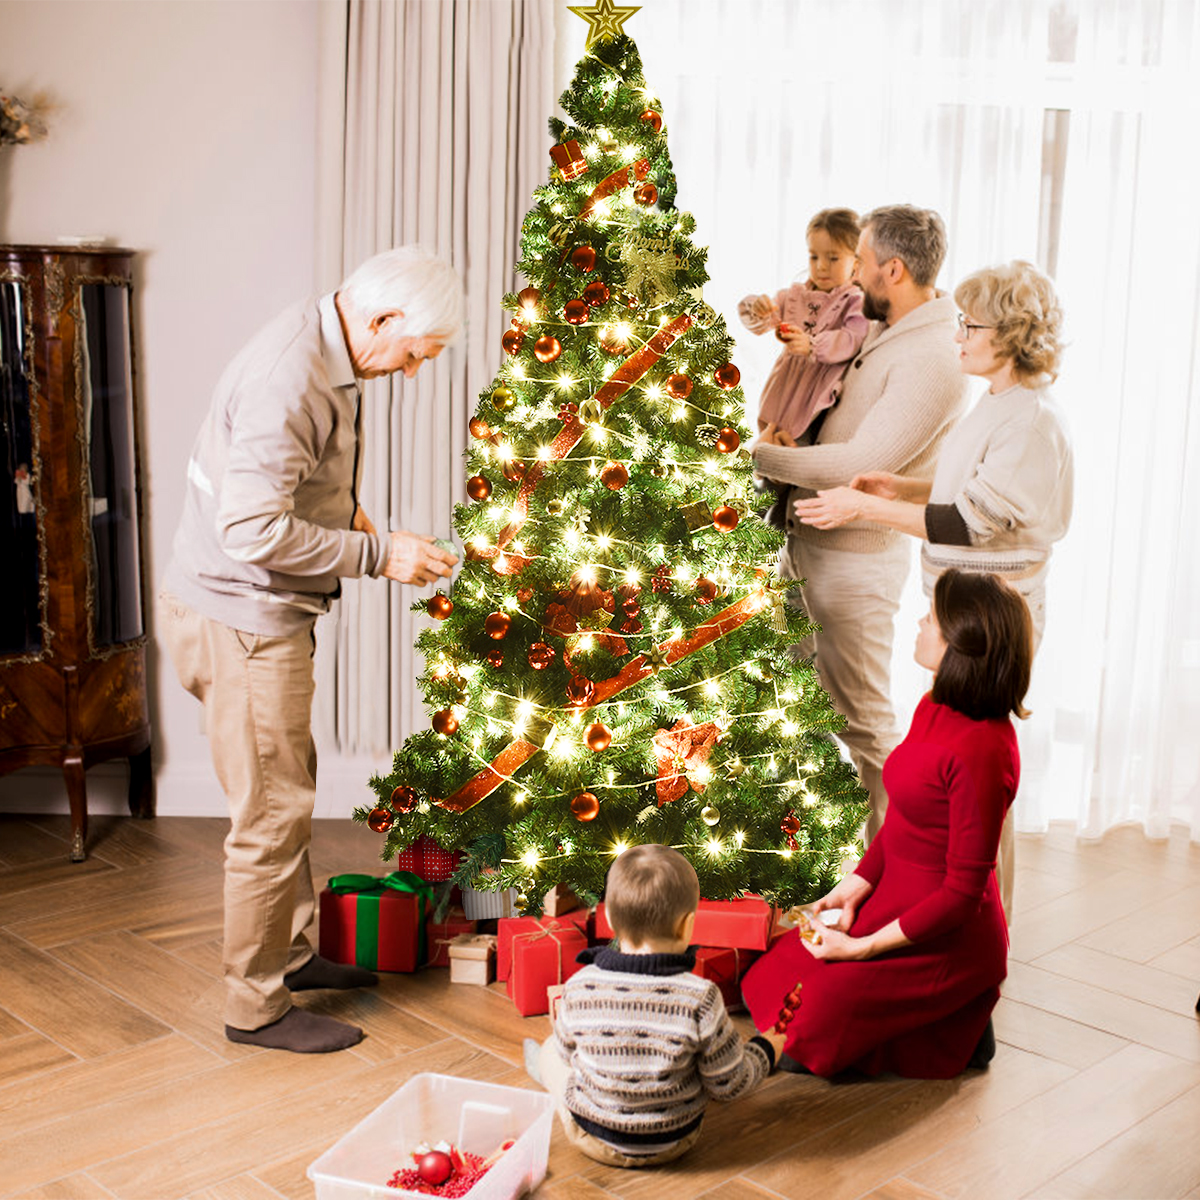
[497,910,589,983]
[318,871,433,973]
[448,933,497,986]
[593,895,776,951]
[507,922,588,1016]
[425,906,477,968]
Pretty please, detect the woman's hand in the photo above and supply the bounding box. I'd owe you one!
[793,486,868,529]
[799,925,873,962]
[849,471,930,504]
[811,872,872,931]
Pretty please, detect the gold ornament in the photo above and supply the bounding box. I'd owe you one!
[579,398,603,424]
[643,643,671,673]
[547,498,566,516]
[700,804,720,826]
[567,0,641,49]
[725,758,745,779]
[680,500,713,531]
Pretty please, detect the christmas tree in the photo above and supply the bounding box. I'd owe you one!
[360,18,867,913]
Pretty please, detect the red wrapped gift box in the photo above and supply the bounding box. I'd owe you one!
[692,945,757,1012]
[394,835,463,882]
[507,921,588,1016]
[497,911,589,983]
[594,895,777,950]
[425,906,477,968]
[318,872,432,973]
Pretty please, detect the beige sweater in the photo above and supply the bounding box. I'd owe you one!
[755,293,969,553]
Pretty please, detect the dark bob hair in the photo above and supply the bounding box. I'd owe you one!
[931,570,1033,721]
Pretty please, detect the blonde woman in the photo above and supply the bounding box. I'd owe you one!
[793,260,1073,917]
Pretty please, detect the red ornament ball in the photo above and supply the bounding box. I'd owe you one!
[775,321,792,343]
[432,710,459,736]
[665,373,693,399]
[426,593,454,620]
[621,289,640,310]
[501,328,524,356]
[640,108,663,133]
[417,1150,454,1186]
[586,721,612,752]
[466,475,492,502]
[566,675,596,706]
[486,648,505,669]
[533,335,562,364]
[633,182,658,207]
[600,333,628,356]
[715,427,741,454]
[786,990,802,1007]
[484,611,512,640]
[714,362,742,389]
[600,460,629,490]
[712,505,740,532]
[502,458,527,482]
[570,245,597,273]
[582,280,610,307]
[390,785,419,813]
[366,806,394,833]
[695,577,718,604]
[564,298,590,325]
[517,285,541,308]
[528,642,556,671]
[468,416,492,440]
[781,813,801,835]
[571,791,600,821]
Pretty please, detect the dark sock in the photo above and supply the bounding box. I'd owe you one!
[284,954,378,991]
[967,1018,996,1070]
[226,1007,363,1053]
[777,1053,813,1075]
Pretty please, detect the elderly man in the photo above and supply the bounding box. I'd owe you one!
[160,247,462,1053]
[753,206,968,842]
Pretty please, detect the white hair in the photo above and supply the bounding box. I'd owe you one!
[339,247,464,343]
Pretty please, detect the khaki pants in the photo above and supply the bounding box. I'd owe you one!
[159,591,318,1030]
[781,537,911,843]
[537,1039,702,1169]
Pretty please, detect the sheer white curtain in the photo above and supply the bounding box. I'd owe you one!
[632,0,1200,839]
[313,0,557,763]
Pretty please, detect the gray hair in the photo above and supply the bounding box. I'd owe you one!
[339,247,464,343]
[862,205,948,288]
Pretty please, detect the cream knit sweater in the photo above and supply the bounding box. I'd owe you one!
[755,293,969,553]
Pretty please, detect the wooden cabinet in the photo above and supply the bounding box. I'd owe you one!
[0,245,153,860]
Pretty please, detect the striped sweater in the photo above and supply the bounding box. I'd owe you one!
[552,947,774,1149]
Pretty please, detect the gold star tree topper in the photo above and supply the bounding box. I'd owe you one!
[568,0,641,50]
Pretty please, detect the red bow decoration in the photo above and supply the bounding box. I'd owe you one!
[652,718,721,806]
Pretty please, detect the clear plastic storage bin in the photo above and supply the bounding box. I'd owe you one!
[307,1073,555,1200]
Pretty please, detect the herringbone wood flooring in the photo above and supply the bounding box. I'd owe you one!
[0,813,1198,1200]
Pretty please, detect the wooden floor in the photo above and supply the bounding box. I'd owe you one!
[1,815,1198,1200]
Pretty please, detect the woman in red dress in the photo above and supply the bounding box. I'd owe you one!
[742,570,1033,1078]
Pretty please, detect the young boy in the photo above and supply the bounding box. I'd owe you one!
[524,845,786,1168]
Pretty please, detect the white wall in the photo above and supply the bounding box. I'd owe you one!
[0,0,328,818]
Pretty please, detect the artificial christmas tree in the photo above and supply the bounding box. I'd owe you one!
[359,17,867,913]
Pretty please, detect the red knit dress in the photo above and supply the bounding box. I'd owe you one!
[742,695,1019,1079]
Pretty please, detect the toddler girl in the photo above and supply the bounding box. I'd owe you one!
[739,207,868,445]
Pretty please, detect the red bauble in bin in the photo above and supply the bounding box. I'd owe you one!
[468,417,492,439]
[665,372,693,399]
[501,328,524,356]
[533,335,562,363]
[485,647,504,668]
[390,784,419,813]
[714,362,741,389]
[600,460,629,490]
[432,709,459,736]
[395,835,464,882]
[695,577,718,604]
[417,1151,453,1186]
[640,108,663,133]
[367,806,394,833]
[582,280,610,307]
[633,183,658,207]
[550,138,587,181]
[564,298,590,324]
[528,642,556,671]
[716,427,741,453]
[566,675,596,706]
[465,475,491,502]
[585,722,612,752]
[570,245,597,272]
[426,593,454,620]
[712,505,740,532]
[484,611,512,640]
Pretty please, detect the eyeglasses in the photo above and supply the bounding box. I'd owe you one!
[956,313,994,336]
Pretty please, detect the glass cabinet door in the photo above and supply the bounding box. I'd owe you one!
[78,282,143,648]
[0,279,43,657]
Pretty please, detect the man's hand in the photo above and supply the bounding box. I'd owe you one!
[352,506,377,535]
[793,486,867,529]
[382,531,457,586]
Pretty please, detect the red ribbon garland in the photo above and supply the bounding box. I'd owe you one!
[578,159,651,220]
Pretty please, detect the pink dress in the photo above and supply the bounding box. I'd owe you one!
[741,282,868,440]
[741,695,1018,1079]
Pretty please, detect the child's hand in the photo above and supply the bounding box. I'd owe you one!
[780,328,813,356]
[738,294,778,334]
[761,1027,788,1063]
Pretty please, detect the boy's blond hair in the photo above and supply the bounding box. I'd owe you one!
[604,844,700,945]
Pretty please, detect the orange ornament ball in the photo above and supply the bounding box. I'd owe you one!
[426,593,454,620]
[633,183,658,207]
[665,373,693,399]
[486,648,504,668]
[502,458,527,482]
[714,362,741,389]
[600,460,629,490]
[484,611,512,640]
[501,328,524,356]
[367,806,394,833]
[695,577,718,604]
[431,709,459,736]
[533,335,562,364]
[390,785,419,813]
[712,505,740,532]
[469,416,492,440]
[583,280,610,307]
[570,245,597,272]
[517,285,540,308]
[466,475,492,502]
[586,721,612,753]
[571,791,600,821]
[715,427,741,454]
[640,108,663,133]
[564,298,590,325]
